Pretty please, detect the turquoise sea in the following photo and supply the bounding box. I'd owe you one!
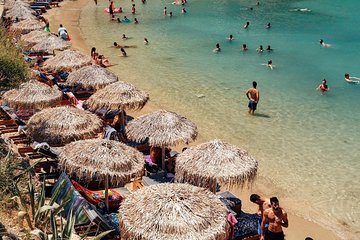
[79,0,360,238]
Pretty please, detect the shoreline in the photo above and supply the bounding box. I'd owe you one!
[45,1,342,239]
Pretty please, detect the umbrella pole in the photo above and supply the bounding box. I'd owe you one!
[212,179,217,194]
[105,174,109,213]
[161,146,165,171]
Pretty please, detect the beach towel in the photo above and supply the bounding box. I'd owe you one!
[71,180,123,210]
[233,212,260,239]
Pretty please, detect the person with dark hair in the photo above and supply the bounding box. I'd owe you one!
[260,197,288,240]
[91,47,97,59]
[250,194,271,217]
[316,79,329,94]
[305,238,313,240]
[246,81,260,115]
[250,194,271,235]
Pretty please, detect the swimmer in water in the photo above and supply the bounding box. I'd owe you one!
[266,45,273,51]
[267,60,273,70]
[214,43,221,52]
[266,22,271,28]
[227,34,235,41]
[316,79,329,94]
[244,21,250,29]
[182,7,186,13]
[134,18,139,24]
[144,37,149,45]
[122,34,128,40]
[256,45,264,53]
[344,73,360,84]
[120,47,127,57]
[319,39,331,48]
[164,7,167,16]
[242,44,248,51]
[289,8,311,12]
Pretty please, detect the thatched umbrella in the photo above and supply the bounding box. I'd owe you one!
[175,139,258,193]
[66,65,118,90]
[2,80,62,110]
[4,0,30,11]
[85,81,149,111]
[20,30,51,47]
[11,19,44,34]
[27,106,103,145]
[42,50,92,72]
[6,1,36,21]
[58,139,145,212]
[126,110,197,169]
[119,183,229,240]
[31,35,71,53]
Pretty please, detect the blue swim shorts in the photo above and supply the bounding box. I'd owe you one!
[248,100,257,110]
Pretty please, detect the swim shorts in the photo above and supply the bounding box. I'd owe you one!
[248,100,257,110]
[265,230,284,240]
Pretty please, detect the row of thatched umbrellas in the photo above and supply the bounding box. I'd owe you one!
[2,3,259,237]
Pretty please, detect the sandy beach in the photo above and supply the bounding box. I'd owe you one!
[44,0,341,239]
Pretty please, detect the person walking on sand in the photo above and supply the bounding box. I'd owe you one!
[260,197,288,240]
[246,81,260,115]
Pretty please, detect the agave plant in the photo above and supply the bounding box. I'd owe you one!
[29,180,113,240]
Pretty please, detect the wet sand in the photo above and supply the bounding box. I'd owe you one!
[45,1,340,239]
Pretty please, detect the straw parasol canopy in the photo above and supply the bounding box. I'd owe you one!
[119,183,229,240]
[31,35,71,53]
[27,106,103,145]
[4,0,31,11]
[66,65,118,90]
[85,81,149,111]
[175,139,258,191]
[20,30,51,47]
[11,19,44,34]
[126,110,197,147]
[58,139,145,185]
[2,80,62,110]
[6,1,36,21]
[42,49,92,72]
[126,110,197,169]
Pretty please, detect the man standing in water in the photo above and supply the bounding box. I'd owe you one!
[245,81,259,115]
[260,197,289,240]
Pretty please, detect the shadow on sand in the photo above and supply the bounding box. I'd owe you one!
[254,112,270,118]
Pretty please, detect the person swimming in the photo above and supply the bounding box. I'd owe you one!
[182,7,186,13]
[266,45,273,51]
[256,45,264,52]
[244,21,250,29]
[213,43,221,52]
[267,60,273,70]
[227,34,235,41]
[120,47,127,57]
[344,73,360,84]
[134,18,139,24]
[319,39,331,47]
[242,44,248,51]
[144,37,149,45]
[316,79,329,93]
[122,34,128,40]
[289,8,311,12]
[266,22,271,28]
